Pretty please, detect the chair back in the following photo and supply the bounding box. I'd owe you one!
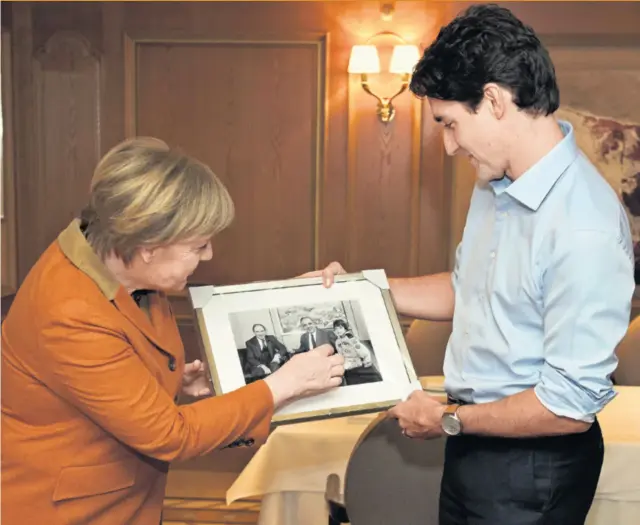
[614,316,640,386]
[404,319,452,377]
[343,414,445,525]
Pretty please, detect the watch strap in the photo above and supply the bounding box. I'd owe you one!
[443,403,460,416]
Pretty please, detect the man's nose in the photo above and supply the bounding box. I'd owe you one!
[443,131,459,156]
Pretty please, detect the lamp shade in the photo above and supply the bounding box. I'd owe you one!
[348,45,381,74]
[389,45,420,74]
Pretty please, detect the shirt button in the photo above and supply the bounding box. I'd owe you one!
[490,251,496,259]
[168,356,177,372]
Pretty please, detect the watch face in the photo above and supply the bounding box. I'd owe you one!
[442,414,462,436]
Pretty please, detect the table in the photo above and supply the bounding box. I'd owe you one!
[227,381,640,525]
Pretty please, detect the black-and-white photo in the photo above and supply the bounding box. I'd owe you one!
[190,270,418,424]
[229,300,383,387]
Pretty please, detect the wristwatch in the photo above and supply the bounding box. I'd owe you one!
[441,404,463,436]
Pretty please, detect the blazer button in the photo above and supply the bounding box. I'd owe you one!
[168,356,176,372]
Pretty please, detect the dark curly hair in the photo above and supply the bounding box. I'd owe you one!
[410,4,559,116]
[333,319,350,331]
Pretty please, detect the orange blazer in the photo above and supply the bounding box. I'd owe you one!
[1,225,274,525]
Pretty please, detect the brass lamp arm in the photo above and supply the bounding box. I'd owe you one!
[359,73,410,124]
[360,74,383,105]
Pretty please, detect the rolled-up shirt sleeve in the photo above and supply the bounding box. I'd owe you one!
[535,229,635,422]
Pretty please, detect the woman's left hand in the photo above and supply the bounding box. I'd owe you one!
[182,359,212,397]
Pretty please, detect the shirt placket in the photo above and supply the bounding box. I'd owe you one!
[461,193,510,376]
[487,195,511,294]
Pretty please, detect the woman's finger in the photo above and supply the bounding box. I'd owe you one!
[328,353,344,366]
[327,376,343,388]
[330,364,345,377]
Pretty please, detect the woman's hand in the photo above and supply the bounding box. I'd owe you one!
[297,261,347,288]
[264,344,345,408]
[181,359,212,397]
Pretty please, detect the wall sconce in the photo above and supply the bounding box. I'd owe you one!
[348,32,420,123]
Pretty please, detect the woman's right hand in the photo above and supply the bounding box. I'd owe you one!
[264,344,345,408]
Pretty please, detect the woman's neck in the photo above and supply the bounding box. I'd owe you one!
[102,253,143,294]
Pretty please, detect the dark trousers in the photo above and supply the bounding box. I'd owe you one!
[439,419,604,525]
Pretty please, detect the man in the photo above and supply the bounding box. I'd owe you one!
[244,324,289,377]
[295,316,337,354]
[310,4,635,524]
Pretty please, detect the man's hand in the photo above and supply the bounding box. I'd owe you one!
[271,354,282,364]
[181,359,212,397]
[297,261,347,288]
[259,364,272,375]
[387,390,446,439]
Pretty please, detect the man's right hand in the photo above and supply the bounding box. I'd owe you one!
[264,344,345,408]
[297,261,347,288]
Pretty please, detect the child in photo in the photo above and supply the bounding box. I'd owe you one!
[332,319,382,385]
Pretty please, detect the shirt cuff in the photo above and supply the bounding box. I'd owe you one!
[534,377,616,424]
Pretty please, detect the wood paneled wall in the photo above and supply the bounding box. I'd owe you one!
[2,28,17,296]
[3,2,640,338]
[4,1,452,292]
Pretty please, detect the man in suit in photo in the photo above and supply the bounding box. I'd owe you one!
[244,324,289,378]
[295,316,337,354]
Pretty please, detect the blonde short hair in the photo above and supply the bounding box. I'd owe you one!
[81,137,234,263]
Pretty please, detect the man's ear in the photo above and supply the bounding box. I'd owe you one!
[482,83,510,120]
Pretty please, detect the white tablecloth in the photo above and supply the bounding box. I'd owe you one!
[227,383,640,525]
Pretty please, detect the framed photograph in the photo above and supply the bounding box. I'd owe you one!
[188,270,419,425]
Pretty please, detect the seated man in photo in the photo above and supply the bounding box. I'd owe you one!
[295,316,337,354]
[244,324,289,378]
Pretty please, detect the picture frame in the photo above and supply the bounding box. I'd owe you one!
[188,269,419,425]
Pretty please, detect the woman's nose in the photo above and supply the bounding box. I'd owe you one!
[200,243,213,261]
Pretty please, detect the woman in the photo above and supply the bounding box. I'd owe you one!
[332,319,382,385]
[1,138,344,525]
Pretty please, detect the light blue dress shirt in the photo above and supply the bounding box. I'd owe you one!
[445,120,636,422]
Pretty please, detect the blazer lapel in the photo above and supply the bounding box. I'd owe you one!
[112,288,177,357]
[149,293,184,357]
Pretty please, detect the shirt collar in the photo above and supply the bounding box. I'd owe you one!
[57,219,122,300]
[489,120,579,211]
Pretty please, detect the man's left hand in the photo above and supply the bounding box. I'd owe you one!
[387,390,446,439]
[182,359,212,397]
